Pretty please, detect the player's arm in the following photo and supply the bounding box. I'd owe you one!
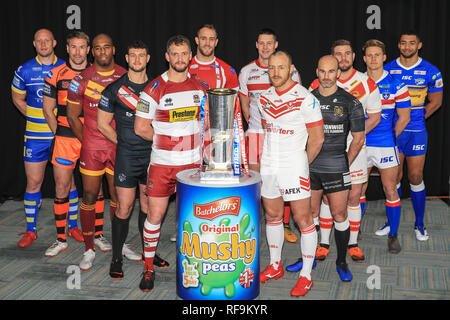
[67,101,84,142]
[365,111,381,134]
[97,109,117,144]
[424,91,443,119]
[239,93,250,122]
[348,99,366,165]
[134,116,154,141]
[42,95,57,134]
[11,90,27,116]
[394,107,410,137]
[306,124,324,164]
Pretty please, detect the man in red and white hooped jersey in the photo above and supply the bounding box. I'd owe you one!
[188,24,238,90]
[134,35,207,292]
[258,50,324,297]
[310,39,382,263]
[239,28,301,244]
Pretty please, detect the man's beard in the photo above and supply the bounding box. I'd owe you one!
[199,46,214,58]
[129,65,146,73]
[171,62,188,73]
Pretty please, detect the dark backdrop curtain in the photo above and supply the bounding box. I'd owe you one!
[0,0,448,201]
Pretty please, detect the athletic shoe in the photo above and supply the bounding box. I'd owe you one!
[68,227,84,242]
[154,253,170,268]
[285,258,317,272]
[260,261,284,283]
[388,235,401,254]
[94,235,112,252]
[315,244,330,261]
[284,223,298,243]
[336,262,353,282]
[18,231,37,248]
[45,240,68,257]
[139,269,155,292]
[414,226,429,241]
[348,245,365,262]
[170,233,176,242]
[375,222,390,236]
[290,276,313,297]
[79,249,96,270]
[122,244,141,261]
[109,259,124,280]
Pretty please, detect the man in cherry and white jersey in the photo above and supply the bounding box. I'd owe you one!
[239,28,301,243]
[188,24,238,90]
[361,39,411,254]
[134,35,207,292]
[258,50,324,297]
[310,39,382,263]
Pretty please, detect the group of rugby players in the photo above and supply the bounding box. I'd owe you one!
[11,24,443,295]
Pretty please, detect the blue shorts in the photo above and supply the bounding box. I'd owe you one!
[23,137,53,162]
[396,130,428,157]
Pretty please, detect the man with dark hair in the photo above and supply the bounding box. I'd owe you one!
[67,33,127,270]
[42,31,91,256]
[12,28,64,248]
[97,40,169,279]
[188,24,238,90]
[134,35,208,292]
[383,31,443,241]
[239,29,301,243]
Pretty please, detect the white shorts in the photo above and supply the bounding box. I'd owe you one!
[367,146,400,170]
[349,146,368,184]
[260,163,311,201]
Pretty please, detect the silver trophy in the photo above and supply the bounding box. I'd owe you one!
[200,88,240,183]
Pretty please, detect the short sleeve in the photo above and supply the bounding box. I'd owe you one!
[366,78,382,114]
[349,98,365,133]
[66,74,85,105]
[43,69,57,99]
[427,65,443,93]
[238,66,249,97]
[302,93,323,128]
[11,65,26,94]
[98,84,115,114]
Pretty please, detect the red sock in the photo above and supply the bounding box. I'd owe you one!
[143,220,160,271]
[283,202,291,224]
[80,202,96,250]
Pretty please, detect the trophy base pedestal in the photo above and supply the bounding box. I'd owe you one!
[200,170,240,184]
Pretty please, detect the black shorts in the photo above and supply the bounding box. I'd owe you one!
[310,171,351,194]
[114,149,150,188]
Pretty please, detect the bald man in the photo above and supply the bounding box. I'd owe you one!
[67,33,129,270]
[287,55,365,282]
[12,28,65,247]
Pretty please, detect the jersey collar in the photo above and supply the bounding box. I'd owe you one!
[274,81,297,96]
[338,68,357,84]
[396,56,423,70]
[36,55,58,66]
[255,59,268,69]
[194,56,217,65]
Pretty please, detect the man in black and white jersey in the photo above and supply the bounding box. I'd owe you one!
[286,55,365,281]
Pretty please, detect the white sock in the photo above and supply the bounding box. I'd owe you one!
[299,224,317,280]
[348,205,361,245]
[266,220,284,267]
[319,202,333,245]
[143,219,160,260]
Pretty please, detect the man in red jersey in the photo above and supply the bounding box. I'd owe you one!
[134,35,208,292]
[67,33,131,271]
[188,24,238,90]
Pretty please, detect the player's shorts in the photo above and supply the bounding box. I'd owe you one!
[114,149,150,188]
[245,132,264,165]
[349,146,368,184]
[396,130,428,157]
[23,137,53,163]
[366,146,400,170]
[146,163,199,197]
[310,171,351,194]
[79,146,116,176]
[260,163,311,202]
[51,135,81,170]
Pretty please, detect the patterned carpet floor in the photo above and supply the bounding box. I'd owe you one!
[0,197,448,300]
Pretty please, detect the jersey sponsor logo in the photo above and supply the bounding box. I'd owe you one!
[136,99,150,113]
[149,80,159,94]
[324,123,344,134]
[55,157,74,166]
[412,144,425,151]
[402,75,412,80]
[280,187,302,195]
[380,156,394,163]
[69,80,80,93]
[390,70,402,75]
[169,107,198,122]
[99,95,110,108]
[435,78,443,88]
[414,70,427,75]
[334,106,344,116]
[415,78,426,85]
[265,123,294,135]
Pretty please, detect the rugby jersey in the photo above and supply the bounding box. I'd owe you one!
[188,56,238,90]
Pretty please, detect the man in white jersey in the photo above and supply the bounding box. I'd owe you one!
[258,50,324,297]
[310,39,382,262]
[239,28,301,243]
[134,35,207,292]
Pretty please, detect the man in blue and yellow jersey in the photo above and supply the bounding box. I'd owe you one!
[11,28,64,248]
[383,31,443,242]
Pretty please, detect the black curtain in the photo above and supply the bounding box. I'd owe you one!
[1,0,448,201]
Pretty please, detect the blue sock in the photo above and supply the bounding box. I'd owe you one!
[24,191,41,232]
[410,182,426,228]
[386,199,401,237]
[397,183,402,198]
[68,189,79,229]
[360,196,367,219]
